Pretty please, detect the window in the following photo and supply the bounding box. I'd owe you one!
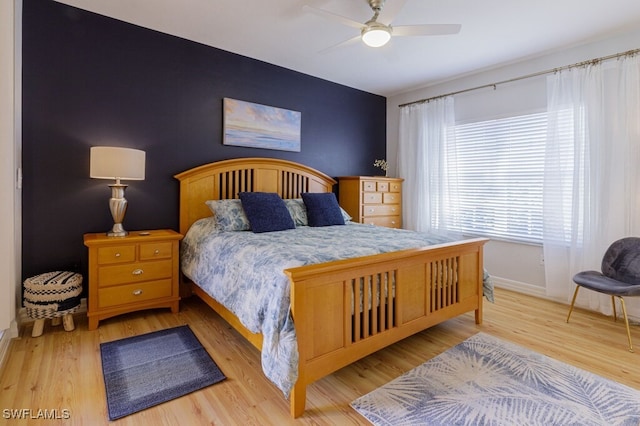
[445,112,548,244]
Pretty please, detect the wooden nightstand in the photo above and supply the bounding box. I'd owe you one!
[83,229,183,330]
[338,176,403,228]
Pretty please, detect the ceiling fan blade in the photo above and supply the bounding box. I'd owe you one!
[318,35,361,54]
[393,24,461,37]
[377,0,408,25]
[303,5,365,30]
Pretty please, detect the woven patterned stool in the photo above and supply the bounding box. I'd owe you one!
[23,271,83,337]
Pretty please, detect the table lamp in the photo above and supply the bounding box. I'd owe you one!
[90,146,145,237]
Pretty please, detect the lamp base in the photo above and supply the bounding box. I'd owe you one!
[107,183,129,237]
[107,223,128,237]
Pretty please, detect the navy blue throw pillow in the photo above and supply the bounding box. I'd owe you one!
[301,192,345,227]
[238,192,295,233]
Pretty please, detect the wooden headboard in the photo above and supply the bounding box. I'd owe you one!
[174,157,337,235]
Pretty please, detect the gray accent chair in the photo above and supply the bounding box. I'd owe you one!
[566,237,640,352]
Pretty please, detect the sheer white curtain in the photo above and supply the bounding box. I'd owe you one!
[543,54,640,316]
[397,97,456,232]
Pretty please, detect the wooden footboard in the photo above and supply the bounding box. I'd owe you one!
[285,237,488,418]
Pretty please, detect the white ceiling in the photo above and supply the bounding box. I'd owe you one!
[54,0,640,97]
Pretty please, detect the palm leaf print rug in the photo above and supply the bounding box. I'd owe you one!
[351,332,640,425]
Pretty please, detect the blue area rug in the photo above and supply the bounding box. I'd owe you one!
[351,332,640,425]
[100,325,225,420]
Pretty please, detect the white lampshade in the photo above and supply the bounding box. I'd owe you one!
[90,146,145,181]
[362,26,392,47]
[90,146,145,237]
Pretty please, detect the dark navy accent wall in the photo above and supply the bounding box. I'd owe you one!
[22,0,386,283]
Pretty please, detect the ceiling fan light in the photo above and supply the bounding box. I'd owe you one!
[361,26,391,47]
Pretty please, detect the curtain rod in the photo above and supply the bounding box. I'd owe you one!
[398,48,640,108]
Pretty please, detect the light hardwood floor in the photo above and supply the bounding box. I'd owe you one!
[1,287,638,425]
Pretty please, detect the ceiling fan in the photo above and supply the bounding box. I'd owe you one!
[304,0,461,51]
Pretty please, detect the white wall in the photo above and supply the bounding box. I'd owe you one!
[0,0,20,345]
[386,28,640,297]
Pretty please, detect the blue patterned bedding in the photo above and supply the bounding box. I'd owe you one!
[181,219,493,397]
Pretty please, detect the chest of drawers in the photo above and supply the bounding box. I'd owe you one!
[338,176,403,228]
[83,229,183,330]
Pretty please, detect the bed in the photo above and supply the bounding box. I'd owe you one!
[175,157,489,418]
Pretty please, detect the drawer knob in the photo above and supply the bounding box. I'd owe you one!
[132,289,143,296]
[369,208,374,213]
[132,269,144,275]
[154,249,160,255]
[392,208,396,212]
[115,253,121,258]
[391,221,396,225]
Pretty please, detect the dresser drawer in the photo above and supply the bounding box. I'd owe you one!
[97,260,173,287]
[98,279,173,308]
[390,182,401,192]
[363,216,402,228]
[363,192,383,204]
[97,245,136,265]
[362,204,400,217]
[377,182,389,192]
[362,181,377,192]
[140,242,173,260]
[383,192,400,204]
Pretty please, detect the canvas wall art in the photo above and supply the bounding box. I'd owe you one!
[223,98,301,152]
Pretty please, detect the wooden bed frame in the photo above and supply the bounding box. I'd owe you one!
[175,157,488,418]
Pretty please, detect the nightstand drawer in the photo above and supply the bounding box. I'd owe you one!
[139,242,173,260]
[97,245,136,265]
[97,260,173,287]
[363,192,383,204]
[362,204,400,217]
[98,279,173,308]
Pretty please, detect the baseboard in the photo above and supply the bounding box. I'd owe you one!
[492,276,547,299]
[0,319,19,373]
[492,276,640,324]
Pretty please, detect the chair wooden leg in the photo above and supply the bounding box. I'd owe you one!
[566,285,580,323]
[617,297,633,353]
[611,295,617,322]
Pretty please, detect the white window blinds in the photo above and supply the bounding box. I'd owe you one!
[447,112,548,244]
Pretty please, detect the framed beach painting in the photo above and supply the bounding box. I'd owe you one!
[223,98,301,152]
